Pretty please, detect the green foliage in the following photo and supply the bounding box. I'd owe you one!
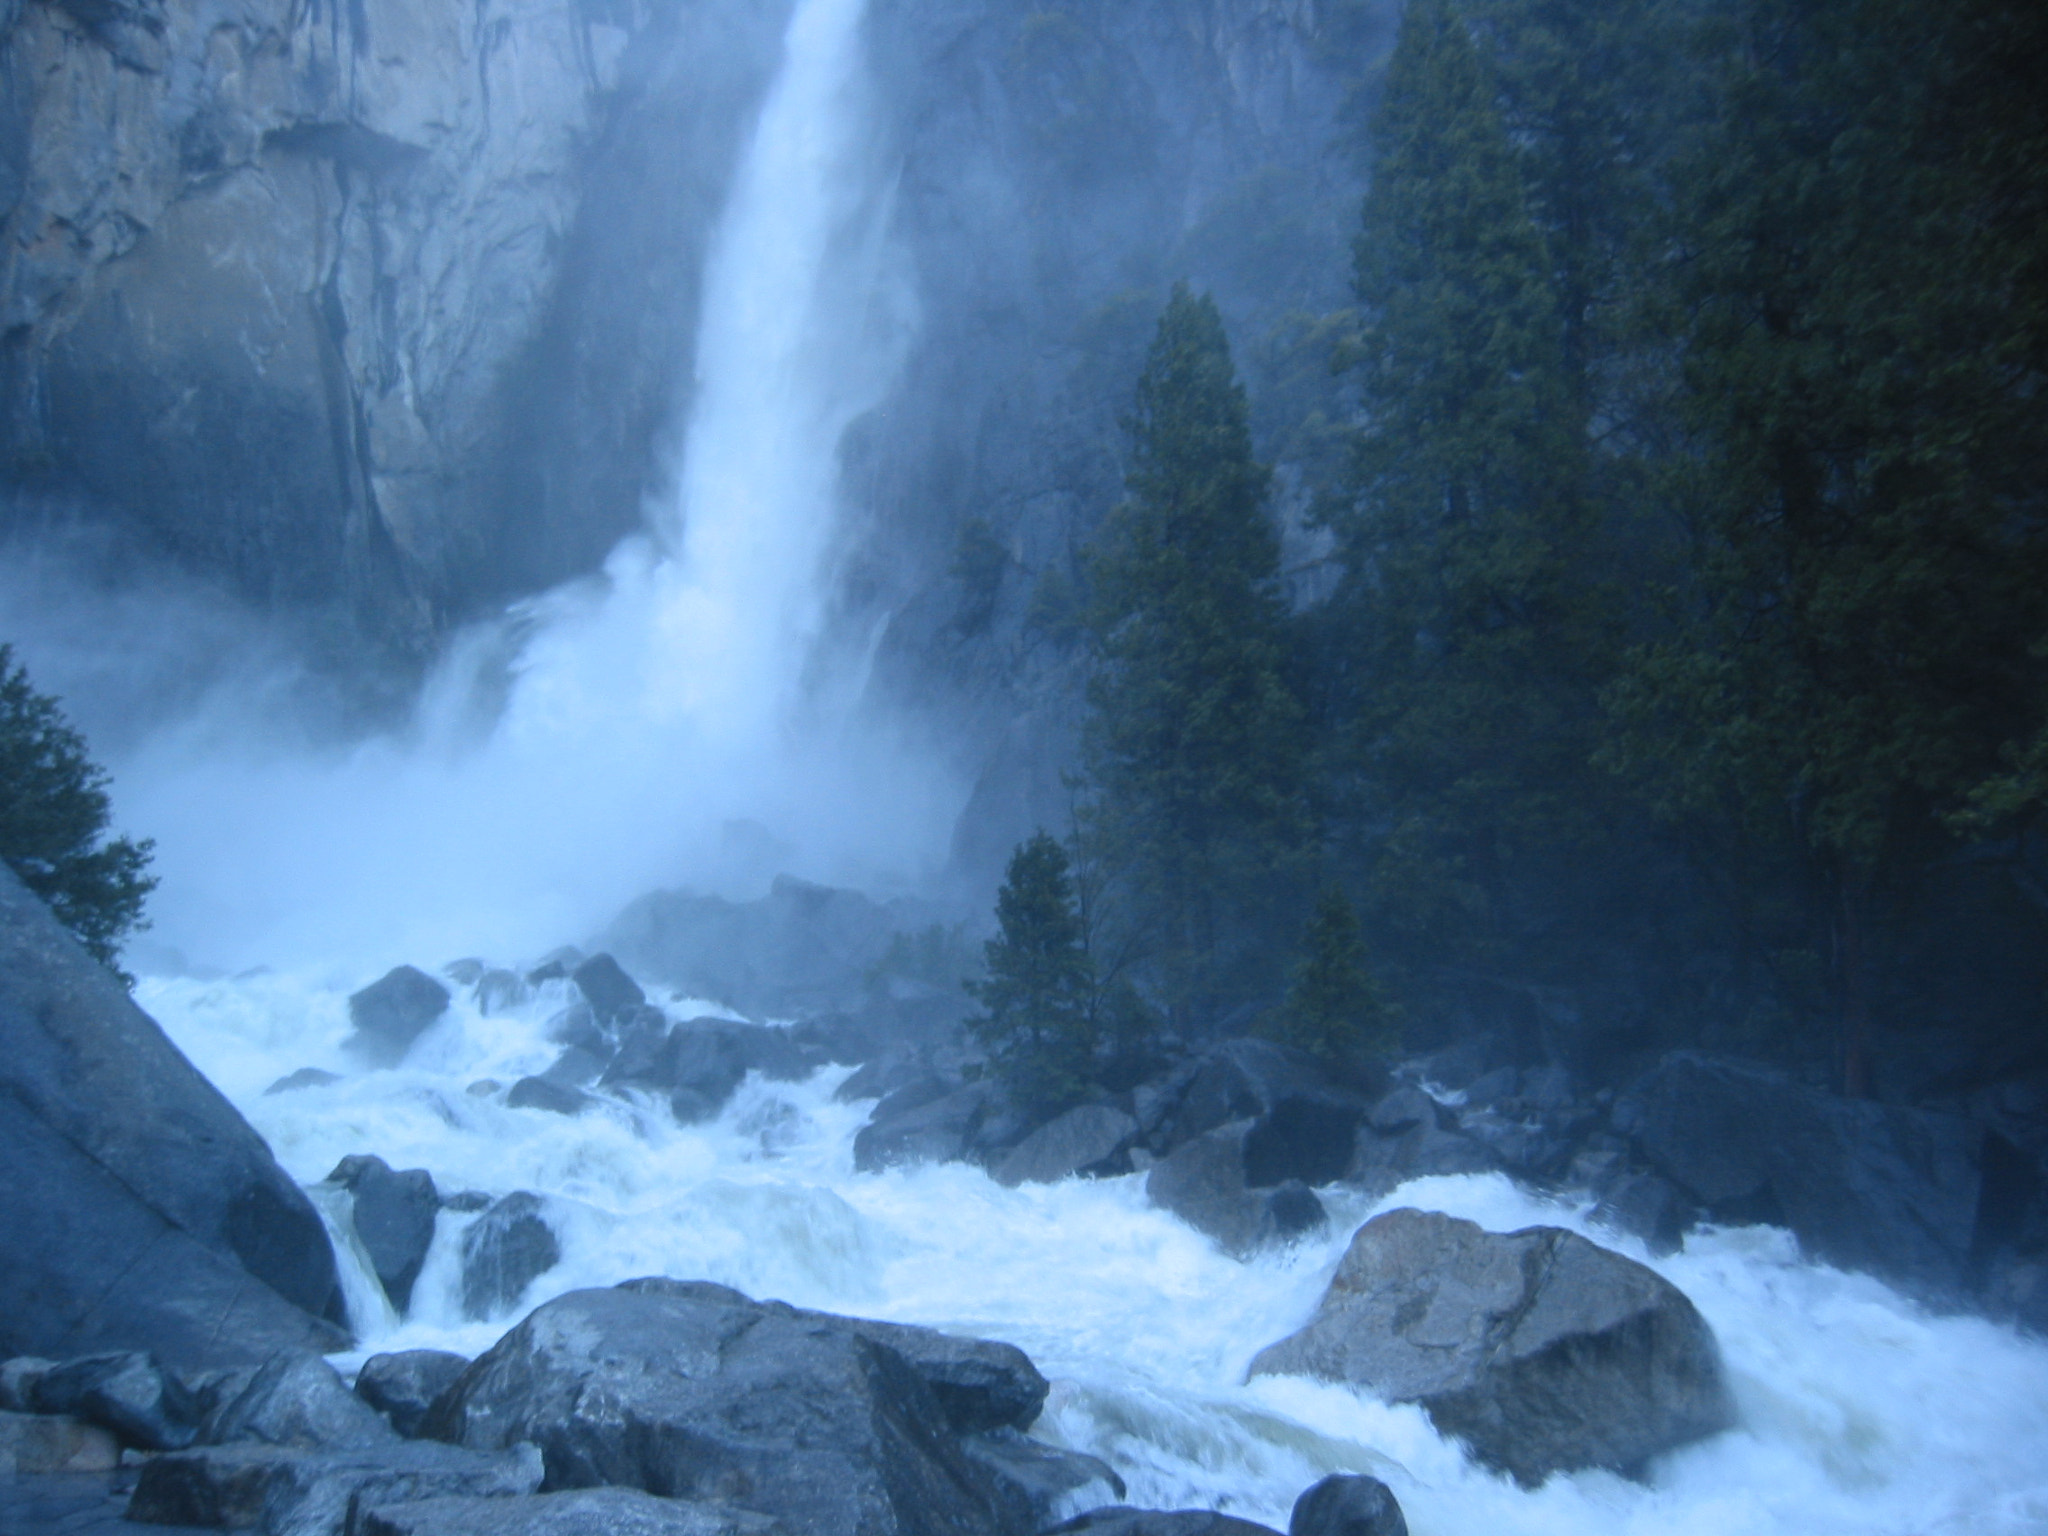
[1319,0,1621,992]
[1269,887,1398,1065]
[967,832,1098,1111]
[1082,284,1312,1028]
[0,645,156,977]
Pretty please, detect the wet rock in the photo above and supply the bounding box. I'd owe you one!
[356,1352,472,1441]
[1288,1475,1406,1536]
[328,1156,441,1312]
[994,1105,1139,1187]
[346,968,452,1068]
[422,1283,1013,1536]
[1346,1091,1498,1197]
[570,954,647,1025]
[356,1487,785,1536]
[1158,1039,1356,1154]
[854,1082,992,1172]
[476,970,531,1016]
[834,1056,938,1104]
[962,1428,1126,1534]
[1146,1123,1327,1258]
[128,1439,543,1536]
[0,1409,121,1474]
[29,1351,200,1450]
[541,1046,609,1088]
[0,1357,53,1411]
[1614,1052,1981,1297]
[527,950,586,986]
[1249,1209,1733,1485]
[202,1350,395,1451]
[460,1194,561,1321]
[613,1278,1050,1436]
[1242,1094,1366,1189]
[442,1192,493,1215]
[507,1077,596,1116]
[1049,1510,1283,1536]
[1592,1172,1697,1257]
[0,862,345,1368]
[265,1068,342,1095]
[602,1016,810,1120]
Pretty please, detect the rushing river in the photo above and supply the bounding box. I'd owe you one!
[140,968,2048,1536]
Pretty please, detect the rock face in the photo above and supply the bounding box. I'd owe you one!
[1613,1052,1982,1297]
[423,1281,1074,1536]
[1249,1209,1733,1486]
[0,862,345,1369]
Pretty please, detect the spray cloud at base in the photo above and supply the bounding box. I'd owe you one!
[37,0,957,979]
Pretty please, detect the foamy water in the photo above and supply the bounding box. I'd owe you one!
[141,969,2048,1536]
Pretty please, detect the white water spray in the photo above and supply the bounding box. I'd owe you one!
[100,0,943,975]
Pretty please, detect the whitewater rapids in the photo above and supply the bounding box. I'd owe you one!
[141,969,2048,1536]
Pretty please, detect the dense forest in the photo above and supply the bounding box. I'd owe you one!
[976,0,2048,1108]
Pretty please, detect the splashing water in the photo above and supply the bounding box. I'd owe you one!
[103,0,944,977]
[142,969,2048,1536]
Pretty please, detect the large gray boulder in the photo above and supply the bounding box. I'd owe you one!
[0,862,345,1370]
[326,1155,441,1312]
[459,1193,562,1321]
[1613,1052,1981,1297]
[994,1106,1139,1187]
[423,1282,1064,1536]
[1288,1475,1406,1536]
[356,1351,473,1440]
[345,967,452,1068]
[1249,1209,1733,1485]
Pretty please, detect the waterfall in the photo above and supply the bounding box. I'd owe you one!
[113,0,947,974]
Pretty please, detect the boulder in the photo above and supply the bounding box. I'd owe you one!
[960,1429,1125,1535]
[1048,1511,1282,1536]
[28,1351,201,1450]
[1147,1124,1327,1258]
[422,1283,1020,1536]
[601,1016,810,1121]
[1613,1052,1981,1296]
[1249,1209,1733,1485]
[476,970,531,1016]
[202,1350,395,1451]
[346,967,452,1068]
[994,1106,1139,1187]
[0,1409,122,1474]
[507,1077,596,1116]
[854,1083,993,1172]
[570,954,647,1024]
[1242,1095,1366,1189]
[1288,1475,1406,1536]
[1346,1090,1498,1197]
[128,1439,543,1536]
[1154,1039,1359,1155]
[612,1279,1050,1436]
[356,1487,784,1536]
[0,862,345,1369]
[460,1194,561,1321]
[1591,1172,1696,1258]
[356,1352,473,1439]
[541,1046,610,1088]
[328,1156,441,1312]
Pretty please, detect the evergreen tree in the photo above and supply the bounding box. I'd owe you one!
[1270,887,1397,1065]
[1320,0,1618,994]
[1603,0,2048,1089]
[0,645,156,976]
[967,832,1097,1111]
[1082,285,1310,1031]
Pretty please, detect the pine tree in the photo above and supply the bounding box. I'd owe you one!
[1083,285,1310,1031]
[1321,0,1616,990]
[1270,887,1398,1065]
[967,832,1097,1111]
[0,645,156,976]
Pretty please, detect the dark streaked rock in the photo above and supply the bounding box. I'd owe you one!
[328,1156,441,1312]
[1288,1475,1406,1536]
[1147,1123,1327,1258]
[346,967,452,1068]
[356,1351,472,1439]
[459,1194,560,1322]
[994,1106,1139,1187]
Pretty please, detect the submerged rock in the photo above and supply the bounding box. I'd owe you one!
[460,1194,561,1321]
[346,967,452,1068]
[507,1076,597,1117]
[854,1082,993,1172]
[1249,1209,1733,1485]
